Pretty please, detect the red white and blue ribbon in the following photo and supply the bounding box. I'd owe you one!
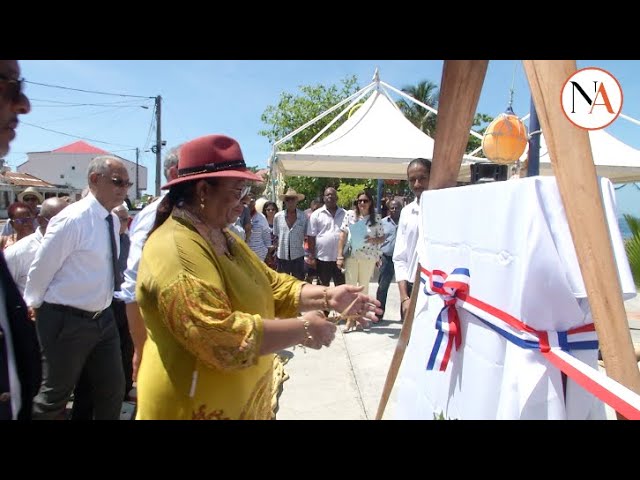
[420,266,640,419]
[422,268,469,371]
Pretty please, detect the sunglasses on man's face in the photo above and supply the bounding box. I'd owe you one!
[0,74,25,103]
[12,217,34,225]
[22,196,38,203]
[101,174,133,188]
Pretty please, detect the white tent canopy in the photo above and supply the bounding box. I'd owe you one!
[271,78,484,182]
[535,128,640,183]
[269,70,640,191]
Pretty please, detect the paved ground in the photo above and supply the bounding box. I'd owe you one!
[277,281,640,420]
[61,281,640,421]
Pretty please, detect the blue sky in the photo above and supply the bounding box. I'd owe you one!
[6,60,640,214]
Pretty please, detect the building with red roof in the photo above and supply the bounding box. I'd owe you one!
[17,140,148,201]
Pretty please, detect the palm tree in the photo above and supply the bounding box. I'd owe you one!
[398,80,440,137]
[624,214,640,287]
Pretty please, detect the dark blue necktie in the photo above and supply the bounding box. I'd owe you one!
[105,214,121,292]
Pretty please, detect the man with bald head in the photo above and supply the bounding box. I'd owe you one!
[25,155,131,419]
[5,197,70,295]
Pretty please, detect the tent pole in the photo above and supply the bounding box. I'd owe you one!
[273,82,377,151]
[382,80,484,142]
[527,97,541,176]
[376,179,384,213]
[301,85,376,150]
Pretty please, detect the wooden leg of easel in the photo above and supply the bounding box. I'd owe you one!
[375,60,488,420]
[375,268,421,420]
[523,60,640,419]
[428,60,488,190]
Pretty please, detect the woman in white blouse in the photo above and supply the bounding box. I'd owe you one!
[337,191,384,329]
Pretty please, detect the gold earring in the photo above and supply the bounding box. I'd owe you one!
[200,197,205,210]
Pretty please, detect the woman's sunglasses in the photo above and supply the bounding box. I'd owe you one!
[0,74,25,103]
[357,199,370,204]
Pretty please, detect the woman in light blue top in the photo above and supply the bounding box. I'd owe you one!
[337,191,384,330]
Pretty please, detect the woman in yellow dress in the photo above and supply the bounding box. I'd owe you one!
[135,134,381,420]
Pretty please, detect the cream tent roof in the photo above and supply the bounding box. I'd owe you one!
[272,80,484,181]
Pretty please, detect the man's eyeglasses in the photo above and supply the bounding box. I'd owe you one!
[284,197,297,202]
[12,217,34,225]
[0,74,25,103]
[101,174,133,188]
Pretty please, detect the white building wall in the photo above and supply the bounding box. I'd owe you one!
[18,152,148,199]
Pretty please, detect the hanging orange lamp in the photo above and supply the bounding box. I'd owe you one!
[481,106,529,165]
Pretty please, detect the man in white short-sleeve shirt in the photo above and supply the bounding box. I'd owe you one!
[307,187,347,290]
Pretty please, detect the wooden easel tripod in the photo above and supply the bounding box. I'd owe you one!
[375,60,640,421]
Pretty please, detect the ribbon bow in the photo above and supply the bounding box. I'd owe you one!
[423,268,470,371]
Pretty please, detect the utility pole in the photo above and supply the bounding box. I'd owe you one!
[155,95,162,196]
[135,147,140,201]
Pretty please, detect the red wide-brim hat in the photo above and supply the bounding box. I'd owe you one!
[162,134,262,189]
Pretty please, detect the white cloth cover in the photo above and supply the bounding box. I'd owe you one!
[393,176,635,420]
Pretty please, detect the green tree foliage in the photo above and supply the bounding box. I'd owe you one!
[397,80,493,156]
[468,113,493,156]
[336,183,368,209]
[624,214,640,288]
[259,77,363,201]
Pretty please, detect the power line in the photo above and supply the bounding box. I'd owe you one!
[32,102,150,109]
[21,121,138,148]
[36,106,144,125]
[25,80,153,99]
[142,104,157,151]
[29,97,152,107]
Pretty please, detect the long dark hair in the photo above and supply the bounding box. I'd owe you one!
[262,201,278,218]
[149,178,219,237]
[355,190,377,226]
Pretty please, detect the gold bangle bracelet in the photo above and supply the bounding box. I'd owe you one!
[323,287,330,311]
[298,316,313,347]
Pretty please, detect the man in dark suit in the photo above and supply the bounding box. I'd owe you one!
[0,59,41,420]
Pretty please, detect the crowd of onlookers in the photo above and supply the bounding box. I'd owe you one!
[224,186,409,330]
[1,60,427,420]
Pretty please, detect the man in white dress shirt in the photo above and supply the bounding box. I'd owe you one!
[115,146,179,383]
[393,158,431,320]
[24,155,131,420]
[5,197,70,295]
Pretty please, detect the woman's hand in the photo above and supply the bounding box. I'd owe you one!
[329,285,383,328]
[336,257,345,270]
[300,310,337,349]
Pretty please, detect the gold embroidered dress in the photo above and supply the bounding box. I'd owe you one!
[135,210,304,420]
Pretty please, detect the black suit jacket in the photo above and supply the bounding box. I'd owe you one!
[0,251,41,420]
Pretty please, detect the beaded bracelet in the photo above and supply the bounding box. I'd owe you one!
[323,287,330,311]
